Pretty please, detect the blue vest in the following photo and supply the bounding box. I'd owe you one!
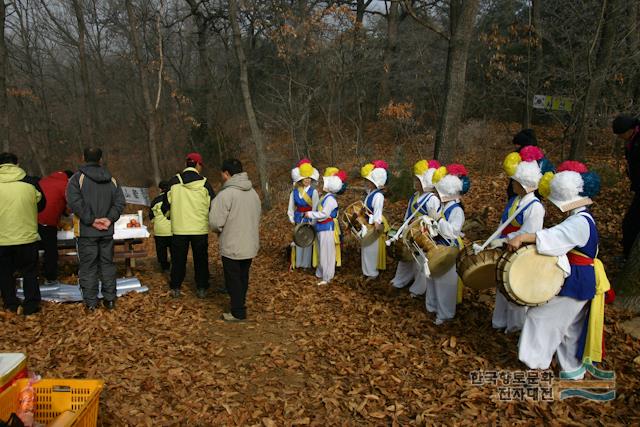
[499,196,541,238]
[365,189,382,212]
[404,192,435,221]
[437,202,463,247]
[293,187,314,224]
[558,211,598,300]
[315,194,338,232]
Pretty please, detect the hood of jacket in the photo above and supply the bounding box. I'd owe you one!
[79,163,113,184]
[221,172,253,192]
[0,163,27,183]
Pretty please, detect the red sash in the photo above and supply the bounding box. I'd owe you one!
[502,224,521,236]
[567,251,594,266]
[296,206,312,212]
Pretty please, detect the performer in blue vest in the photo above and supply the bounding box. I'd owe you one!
[305,167,347,286]
[491,146,547,333]
[287,159,319,270]
[390,159,442,296]
[429,164,470,325]
[507,161,609,378]
[359,160,390,281]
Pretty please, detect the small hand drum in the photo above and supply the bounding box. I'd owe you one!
[456,241,503,290]
[496,245,564,306]
[342,201,378,247]
[293,223,316,248]
[405,219,458,277]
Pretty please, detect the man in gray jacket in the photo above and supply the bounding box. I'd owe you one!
[209,158,261,321]
[67,148,125,311]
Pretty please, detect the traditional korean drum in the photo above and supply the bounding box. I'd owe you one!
[293,223,316,248]
[456,242,503,290]
[387,226,413,262]
[405,219,458,277]
[341,201,378,247]
[496,245,564,306]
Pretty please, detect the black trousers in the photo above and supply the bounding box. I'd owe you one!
[623,192,640,257]
[222,257,252,319]
[78,237,117,306]
[155,236,172,270]
[38,224,59,281]
[170,234,209,290]
[0,242,41,312]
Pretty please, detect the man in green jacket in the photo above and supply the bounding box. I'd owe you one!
[162,153,215,298]
[0,152,46,315]
[209,159,261,321]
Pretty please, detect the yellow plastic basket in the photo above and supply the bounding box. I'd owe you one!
[0,379,104,426]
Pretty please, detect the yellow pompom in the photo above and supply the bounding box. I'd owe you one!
[360,163,374,178]
[299,163,313,178]
[324,167,339,177]
[413,160,428,176]
[503,152,522,177]
[432,166,448,184]
[538,171,554,199]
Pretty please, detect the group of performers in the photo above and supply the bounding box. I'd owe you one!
[286,129,612,377]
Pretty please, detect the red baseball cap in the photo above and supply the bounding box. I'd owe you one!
[186,152,203,165]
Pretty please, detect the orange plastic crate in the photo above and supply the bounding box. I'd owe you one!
[0,379,103,426]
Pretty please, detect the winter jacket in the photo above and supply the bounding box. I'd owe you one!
[0,163,45,246]
[162,168,215,235]
[38,171,70,227]
[209,172,261,260]
[149,194,172,237]
[66,162,125,238]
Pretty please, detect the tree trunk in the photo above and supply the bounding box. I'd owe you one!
[0,2,7,152]
[381,0,400,104]
[627,1,640,106]
[570,0,619,160]
[71,0,96,146]
[229,0,271,210]
[616,233,640,312]
[125,0,161,185]
[434,0,480,163]
[523,0,543,128]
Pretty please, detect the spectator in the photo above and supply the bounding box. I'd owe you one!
[37,170,74,284]
[162,153,215,299]
[209,158,261,321]
[149,180,172,272]
[0,152,46,315]
[612,114,640,257]
[66,148,125,311]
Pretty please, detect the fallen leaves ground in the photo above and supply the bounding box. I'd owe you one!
[2,126,640,426]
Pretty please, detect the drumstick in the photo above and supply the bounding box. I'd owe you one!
[385,195,433,246]
[476,201,530,254]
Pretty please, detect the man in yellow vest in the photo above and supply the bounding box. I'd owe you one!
[0,152,46,315]
[149,180,172,272]
[162,153,215,298]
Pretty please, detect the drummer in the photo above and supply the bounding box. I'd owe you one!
[287,159,320,270]
[506,161,608,378]
[491,146,547,333]
[390,160,442,296]
[360,160,390,281]
[429,164,470,325]
[305,167,347,286]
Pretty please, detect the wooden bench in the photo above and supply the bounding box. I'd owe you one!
[57,238,147,277]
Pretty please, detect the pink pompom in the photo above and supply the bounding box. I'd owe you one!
[427,160,441,169]
[336,170,348,183]
[519,146,544,162]
[446,163,468,177]
[372,160,388,170]
[297,158,311,167]
[557,160,588,174]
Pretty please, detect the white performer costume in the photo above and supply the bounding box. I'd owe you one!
[288,160,320,269]
[360,161,388,279]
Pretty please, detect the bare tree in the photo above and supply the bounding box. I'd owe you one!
[0,1,7,152]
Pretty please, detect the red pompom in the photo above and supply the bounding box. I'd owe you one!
[336,170,348,183]
[372,160,388,170]
[519,146,544,162]
[446,163,468,177]
[605,289,615,304]
[557,160,588,174]
[427,160,441,169]
[297,158,311,167]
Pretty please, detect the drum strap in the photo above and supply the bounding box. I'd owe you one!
[298,187,314,207]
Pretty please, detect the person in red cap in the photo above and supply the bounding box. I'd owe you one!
[37,170,73,284]
[161,153,215,298]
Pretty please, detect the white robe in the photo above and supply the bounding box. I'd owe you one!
[492,192,545,333]
[361,191,384,278]
[518,207,592,375]
[288,186,319,269]
[427,200,464,322]
[307,195,338,283]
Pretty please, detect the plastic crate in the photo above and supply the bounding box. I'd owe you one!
[0,379,104,426]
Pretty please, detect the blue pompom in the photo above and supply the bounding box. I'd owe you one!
[461,176,471,195]
[538,157,555,174]
[580,172,600,198]
[336,183,347,195]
